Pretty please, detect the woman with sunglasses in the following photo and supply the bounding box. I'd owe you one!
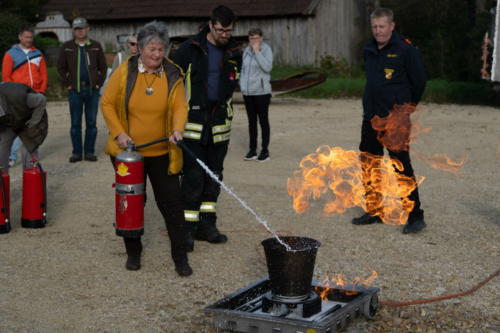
[111,35,138,73]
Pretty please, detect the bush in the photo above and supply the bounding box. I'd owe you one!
[319,56,365,79]
[0,11,27,64]
[33,36,61,54]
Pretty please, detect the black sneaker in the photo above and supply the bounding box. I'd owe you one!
[69,155,82,163]
[403,219,427,234]
[195,226,228,243]
[125,255,141,270]
[175,260,193,276]
[244,150,257,161]
[351,213,383,225]
[257,151,270,162]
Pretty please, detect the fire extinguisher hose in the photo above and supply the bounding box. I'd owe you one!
[135,138,198,161]
[36,163,47,225]
[135,137,170,149]
[0,172,10,230]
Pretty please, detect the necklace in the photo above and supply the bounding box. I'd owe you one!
[144,73,157,95]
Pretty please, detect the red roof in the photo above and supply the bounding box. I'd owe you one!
[39,0,315,21]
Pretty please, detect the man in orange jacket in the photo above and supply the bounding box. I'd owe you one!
[2,25,48,168]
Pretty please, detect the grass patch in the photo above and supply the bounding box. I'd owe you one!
[271,66,500,106]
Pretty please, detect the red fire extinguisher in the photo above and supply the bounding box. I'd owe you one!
[112,138,191,237]
[0,170,10,234]
[114,141,145,237]
[21,158,47,229]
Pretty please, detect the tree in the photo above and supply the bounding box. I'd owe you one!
[0,0,49,65]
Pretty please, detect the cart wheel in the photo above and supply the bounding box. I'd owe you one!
[363,294,378,319]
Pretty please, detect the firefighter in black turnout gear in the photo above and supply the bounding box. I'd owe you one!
[352,8,427,233]
[173,5,242,251]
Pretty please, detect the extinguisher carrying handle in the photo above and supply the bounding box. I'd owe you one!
[175,140,199,160]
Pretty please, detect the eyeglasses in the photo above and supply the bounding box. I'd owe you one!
[248,37,261,41]
[129,42,137,46]
[213,28,233,36]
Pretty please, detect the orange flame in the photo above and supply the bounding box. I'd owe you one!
[315,271,378,301]
[482,32,493,79]
[371,103,467,177]
[287,146,423,225]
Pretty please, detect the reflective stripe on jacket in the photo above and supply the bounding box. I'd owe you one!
[173,25,242,146]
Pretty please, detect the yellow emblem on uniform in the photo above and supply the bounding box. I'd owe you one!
[387,54,397,57]
[117,163,129,176]
[307,329,317,333]
[385,68,394,79]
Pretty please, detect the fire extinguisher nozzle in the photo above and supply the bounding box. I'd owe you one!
[175,140,199,160]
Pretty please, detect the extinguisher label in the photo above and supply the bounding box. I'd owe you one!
[117,163,130,176]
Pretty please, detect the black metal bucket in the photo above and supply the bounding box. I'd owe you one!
[261,236,321,298]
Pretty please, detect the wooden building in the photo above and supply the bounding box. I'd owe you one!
[38,0,367,65]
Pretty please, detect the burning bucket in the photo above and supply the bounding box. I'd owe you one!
[261,237,321,298]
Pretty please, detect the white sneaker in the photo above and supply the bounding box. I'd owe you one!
[9,159,15,168]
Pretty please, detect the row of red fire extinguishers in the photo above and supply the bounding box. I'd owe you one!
[0,157,47,234]
[0,138,195,237]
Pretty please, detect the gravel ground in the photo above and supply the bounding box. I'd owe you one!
[0,98,499,333]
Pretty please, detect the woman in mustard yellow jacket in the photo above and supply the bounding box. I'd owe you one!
[101,21,192,276]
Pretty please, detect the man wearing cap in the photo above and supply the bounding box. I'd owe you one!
[57,17,107,163]
[2,25,48,169]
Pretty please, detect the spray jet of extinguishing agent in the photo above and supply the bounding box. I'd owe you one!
[130,138,292,251]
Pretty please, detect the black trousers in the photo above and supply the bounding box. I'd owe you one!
[359,121,424,222]
[243,94,271,151]
[181,131,228,233]
[110,154,187,262]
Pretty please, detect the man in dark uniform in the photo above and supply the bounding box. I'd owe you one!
[173,5,242,251]
[352,8,427,233]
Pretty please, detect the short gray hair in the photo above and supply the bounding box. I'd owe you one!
[126,34,137,43]
[137,21,169,50]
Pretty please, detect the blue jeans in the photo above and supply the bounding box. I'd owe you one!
[9,137,21,160]
[68,86,99,156]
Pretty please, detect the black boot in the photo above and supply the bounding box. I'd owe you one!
[351,213,383,225]
[403,219,427,233]
[186,222,200,252]
[195,223,228,243]
[124,237,142,270]
[175,259,193,276]
[186,233,195,252]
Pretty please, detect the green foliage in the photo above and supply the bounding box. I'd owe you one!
[33,36,61,54]
[379,0,493,81]
[0,11,27,64]
[45,66,67,100]
[319,56,365,79]
[104,42,114,54]
[0,0,49,23]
